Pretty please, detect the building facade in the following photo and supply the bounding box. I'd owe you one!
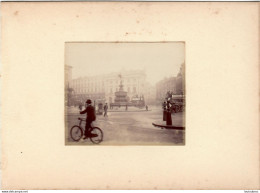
[156,77,177,101]
[70,70,148,105]
[65,65,73,106]
[155,63,185,101]
[176,63,185,95]
[143,82,156,104]
[65,65,72,88]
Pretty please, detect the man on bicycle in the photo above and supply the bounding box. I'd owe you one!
[80,99,96,139]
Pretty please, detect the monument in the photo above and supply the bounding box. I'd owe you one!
[112,74,130,107]
[111,74,145,108]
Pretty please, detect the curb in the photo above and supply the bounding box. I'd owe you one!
[152,123,185,130]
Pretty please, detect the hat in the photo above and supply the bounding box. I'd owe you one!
[86,99,92,104]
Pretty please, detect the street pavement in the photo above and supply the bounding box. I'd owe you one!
[65,106,185,145]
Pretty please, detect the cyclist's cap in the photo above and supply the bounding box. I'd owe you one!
[86,99,92,104]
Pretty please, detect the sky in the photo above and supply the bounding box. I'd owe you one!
[65,42,184,85]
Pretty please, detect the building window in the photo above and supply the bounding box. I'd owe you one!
[128,87,130,92]
[133,87,136,93]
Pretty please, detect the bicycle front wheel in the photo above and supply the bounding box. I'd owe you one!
[70,125,83,141]
[90,127,103,144]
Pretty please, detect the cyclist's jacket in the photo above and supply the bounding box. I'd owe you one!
[80,105,96,121]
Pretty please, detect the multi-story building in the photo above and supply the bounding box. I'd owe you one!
[104,70,146,104]
[176,63,185,95]
[70,75,105,104]
[65,65,73,106]
[156,77,177,101]
[70,69,147,105]
[143,82,156,104]
[155,63,185,101]
[65,65,72,88]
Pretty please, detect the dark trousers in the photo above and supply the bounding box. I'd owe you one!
[163,110,167,121]
[166,111,172,126]
[85,120,93,136]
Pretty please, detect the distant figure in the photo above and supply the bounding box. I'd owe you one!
[166,100,172,125]
[146,105,148,111]
[125,105,128,111]
[79,103,83,111]
[163,101,167,121]
[104,103,108,117]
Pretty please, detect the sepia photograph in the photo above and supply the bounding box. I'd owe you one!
[1,1,259,189]
[65,42,185,145]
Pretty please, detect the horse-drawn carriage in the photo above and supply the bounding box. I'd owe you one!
[131,96,145,108]
[170,95,185,113]
[164,92,185,113]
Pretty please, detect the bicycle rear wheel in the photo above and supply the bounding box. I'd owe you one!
[90,127,103,144]
[70,125,83,141]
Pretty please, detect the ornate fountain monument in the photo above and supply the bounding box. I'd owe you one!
[112,74,130,107]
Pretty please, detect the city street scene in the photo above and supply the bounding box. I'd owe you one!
[65,42,185,145]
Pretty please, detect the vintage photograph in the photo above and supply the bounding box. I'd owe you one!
[65,42,185,145]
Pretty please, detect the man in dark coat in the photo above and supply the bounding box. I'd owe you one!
[80,99,96,139]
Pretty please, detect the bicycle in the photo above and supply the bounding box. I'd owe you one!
[70,118,103,144]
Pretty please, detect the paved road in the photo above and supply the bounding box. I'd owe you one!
[65,106,185,145]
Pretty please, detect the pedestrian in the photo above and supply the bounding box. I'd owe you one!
[104,103,108,117]
[146,105,148,111]
[125,104,128,111]
[80,99,96,139]
[163,101,167,121]
[166,100,172,126]
[79,103,83,111]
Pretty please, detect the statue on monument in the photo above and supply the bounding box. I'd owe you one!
[112,74,129,107]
